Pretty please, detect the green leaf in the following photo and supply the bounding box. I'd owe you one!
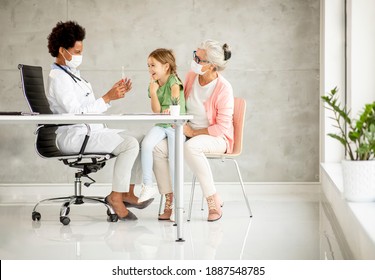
[322,87,375,160]
[327,133,347,146]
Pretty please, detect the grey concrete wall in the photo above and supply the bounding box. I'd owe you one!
[0,0,320,184]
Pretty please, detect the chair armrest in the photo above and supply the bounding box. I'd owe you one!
[35,123,67,133]
[78,123,91,158]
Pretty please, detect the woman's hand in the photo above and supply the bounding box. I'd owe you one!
[184,123,195,138]
[102,79,132,103]
[184,123,209,137]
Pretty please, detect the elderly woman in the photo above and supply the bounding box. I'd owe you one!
[154,40,234,222]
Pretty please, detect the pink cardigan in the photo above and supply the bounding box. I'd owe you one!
[184,71,234,153]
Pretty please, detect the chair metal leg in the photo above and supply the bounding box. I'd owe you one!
[83,196,114,209]
[32,196,74,213]
[31,177,119,225]
[188,158,253,221]
[83,196,116,215]
[231,159,253,217]
[187,175,197,221]
[59,197,77,216]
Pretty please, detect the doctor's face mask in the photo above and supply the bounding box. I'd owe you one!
[62,48,83,69]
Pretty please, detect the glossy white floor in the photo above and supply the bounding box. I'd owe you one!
[0,184,347,260]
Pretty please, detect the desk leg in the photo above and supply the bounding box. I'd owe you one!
[175,123,185,242]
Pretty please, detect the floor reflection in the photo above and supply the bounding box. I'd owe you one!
[0,189,350,260]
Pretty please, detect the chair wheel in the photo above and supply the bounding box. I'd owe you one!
[32,211,41,221]
[60,216,71,225]
[107,214,118,222]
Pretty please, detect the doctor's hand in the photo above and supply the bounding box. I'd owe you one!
[122,77,132,93]
[102,79,132,103]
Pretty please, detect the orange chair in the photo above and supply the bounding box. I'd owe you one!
[187,97,253,221]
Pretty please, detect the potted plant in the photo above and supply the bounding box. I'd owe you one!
[169,96,180,116]
[321,87,375,202]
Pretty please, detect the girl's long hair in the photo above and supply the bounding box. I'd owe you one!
[148,48,181,83]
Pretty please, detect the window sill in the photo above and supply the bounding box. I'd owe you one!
[320,163,375,259]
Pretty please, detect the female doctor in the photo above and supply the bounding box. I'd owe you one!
[47,21,151,220]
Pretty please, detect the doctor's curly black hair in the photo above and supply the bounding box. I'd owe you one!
[47,21,86,57]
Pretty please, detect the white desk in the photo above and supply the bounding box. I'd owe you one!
[0,113,193,242]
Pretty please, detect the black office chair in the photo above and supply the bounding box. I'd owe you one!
[18,64,118,225]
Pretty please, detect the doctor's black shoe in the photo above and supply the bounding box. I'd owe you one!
[123,198,154,209]
[118,210,138,221]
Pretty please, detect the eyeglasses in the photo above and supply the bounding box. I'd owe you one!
[193,51,210,64]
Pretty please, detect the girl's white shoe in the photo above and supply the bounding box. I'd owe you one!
[138,184,158,203]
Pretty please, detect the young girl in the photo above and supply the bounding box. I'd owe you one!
[138,48,186,221]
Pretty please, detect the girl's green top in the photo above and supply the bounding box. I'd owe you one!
[148,74,186,128]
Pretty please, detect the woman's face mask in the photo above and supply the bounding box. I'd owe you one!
[63,48,83,69]
[190,60,207,75]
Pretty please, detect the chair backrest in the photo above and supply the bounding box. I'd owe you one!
[231,97,246,156]
[18,64,63,158]
[18,64,53,114]
[35,125,64,157]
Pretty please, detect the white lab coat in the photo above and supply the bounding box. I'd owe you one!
[47,64,123,154]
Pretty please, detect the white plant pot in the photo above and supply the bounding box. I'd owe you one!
[169,105,180,116]
[341,160,375,202]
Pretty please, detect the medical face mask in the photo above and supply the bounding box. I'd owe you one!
[63,49,83,69]
[190,60,207,75]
